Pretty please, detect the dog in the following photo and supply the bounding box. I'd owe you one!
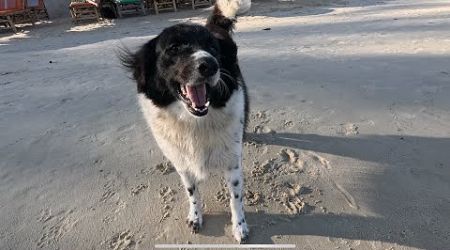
[120,0,251,243]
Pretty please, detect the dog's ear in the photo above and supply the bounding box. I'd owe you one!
[206,4,236,33]
[119,37,158,94]
[206,26,238,68]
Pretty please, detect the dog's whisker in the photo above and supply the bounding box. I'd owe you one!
[217,78,230,96]
[220,71,236,84]
[220,68,234,77]
[220,72,235,81]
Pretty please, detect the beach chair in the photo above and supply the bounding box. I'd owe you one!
[176,0,211,10]
[111,0,146,18]
[0,0,35,32]
[69,0,101,23]
[152,0,176,14]
[26,0,49,20]
[11,0,48,25]
[0,14,17,32]
[143,0,152,12]
[190,0,211,10]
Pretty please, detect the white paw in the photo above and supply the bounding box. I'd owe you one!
[187,211,203,234]
[232,220,249,243]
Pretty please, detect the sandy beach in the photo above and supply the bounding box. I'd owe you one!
[1,0,450,249]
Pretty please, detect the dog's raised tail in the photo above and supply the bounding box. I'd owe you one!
[215,0,251,18]
[207,0,251,32]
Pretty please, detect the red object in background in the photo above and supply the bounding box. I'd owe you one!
[0,0,25,11]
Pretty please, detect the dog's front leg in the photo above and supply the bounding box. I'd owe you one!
[179,171,203,233]
[225,160,249,243]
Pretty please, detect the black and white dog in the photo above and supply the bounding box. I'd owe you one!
[121,0,251,243]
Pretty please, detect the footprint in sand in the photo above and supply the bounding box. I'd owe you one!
[140,168,152,176]
[159,186,175,203]
[308,152,331,170]
[278,148,304,173]
[108,230,135,250]
[36,209,78,248]
[131,184,148,196]
[114,199,127,214]
[253,125,275,134]
[155,161,175,175]
[159,186,176,222]
[93,157,103,166]
[283,120,294,128]
[215,186,230,206]
[37,208,53,223]
[280,183,314,214]
[251,159,274,177]
[103,215,114,224]
[100,180,116,203]
[254,110,267,120]
[245,190,263,206]
[337,123,359,135]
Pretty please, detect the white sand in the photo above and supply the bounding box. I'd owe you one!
[1,0,450,249]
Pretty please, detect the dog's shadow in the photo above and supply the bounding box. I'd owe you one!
[200,212,387,244]
[197,132,450,249]
[202,210,428,246]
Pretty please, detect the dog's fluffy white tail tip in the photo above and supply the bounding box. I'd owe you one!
[216,0,251,18]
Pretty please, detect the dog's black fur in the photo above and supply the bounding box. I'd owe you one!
[119,4,252,242]
[120,8,249,125]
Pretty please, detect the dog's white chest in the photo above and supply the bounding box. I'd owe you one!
[138,89,244,179]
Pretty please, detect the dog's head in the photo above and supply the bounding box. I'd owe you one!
[121,23,239,117]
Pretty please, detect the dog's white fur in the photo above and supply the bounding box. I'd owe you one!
[138,89,245,180]
[216,0,252,17]
[138,79,249,241]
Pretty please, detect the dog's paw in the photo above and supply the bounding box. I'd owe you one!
[186,217,202,234]
[232,221,249,243]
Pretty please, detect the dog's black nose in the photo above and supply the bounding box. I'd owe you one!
[198,58,218,77]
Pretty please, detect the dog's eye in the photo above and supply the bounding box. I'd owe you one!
[167,44,180,54]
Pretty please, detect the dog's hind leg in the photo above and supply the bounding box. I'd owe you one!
[179,171,203,233]
[225,160,249,243]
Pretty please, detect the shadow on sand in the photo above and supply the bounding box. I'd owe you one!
[192,132,450,249]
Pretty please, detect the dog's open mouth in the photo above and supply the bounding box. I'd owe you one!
[179,84,210,117]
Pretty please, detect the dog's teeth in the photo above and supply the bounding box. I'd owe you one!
[205,101,210,107]
[193,106,208,112]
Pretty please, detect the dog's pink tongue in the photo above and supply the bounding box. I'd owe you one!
[185,84,206,108]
